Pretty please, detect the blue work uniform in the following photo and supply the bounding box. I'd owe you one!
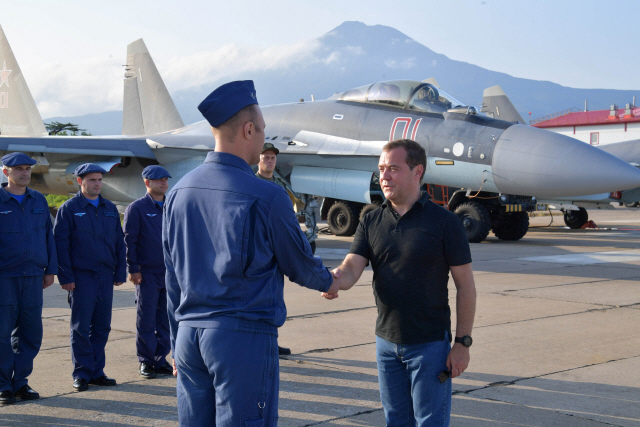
[53,192,126,381]
[164,152,333,426]
[0,184,57,393]
[123,192,170,369]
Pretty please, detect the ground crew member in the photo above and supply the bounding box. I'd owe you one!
[0,153,57,405]
[123,165,172,379]
[256,143,292,357]
[163,80,340,425]
[53,163,126,392]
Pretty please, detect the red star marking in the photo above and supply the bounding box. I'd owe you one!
[0,61,11,88]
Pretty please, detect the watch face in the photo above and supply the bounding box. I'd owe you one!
[463,336,473,347]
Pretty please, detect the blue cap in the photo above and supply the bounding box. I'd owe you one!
[1,152,37,167]
[198,80,258,127]
[74,163,107,177]
[142,165,171,180]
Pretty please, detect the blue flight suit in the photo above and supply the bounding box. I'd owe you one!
[53,192,126,381]
[123,192,170,369]
[164,152,333,426]
[0,184,57,393]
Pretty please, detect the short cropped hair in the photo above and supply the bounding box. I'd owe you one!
[382,139,426,181]
[215,104,259,134]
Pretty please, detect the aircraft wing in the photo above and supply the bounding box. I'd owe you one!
[0,135,156,159]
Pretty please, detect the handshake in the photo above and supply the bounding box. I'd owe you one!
[321,267,346,300]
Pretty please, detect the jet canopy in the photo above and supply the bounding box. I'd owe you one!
[333,80,465,114]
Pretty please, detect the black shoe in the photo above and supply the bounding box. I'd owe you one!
[140,362,157,379]
[155,361,173,375]
[278,346,291,356]
[88,375,116,386]
[73,378,88,392]
[15,385,39,400]
[0,390,15,405]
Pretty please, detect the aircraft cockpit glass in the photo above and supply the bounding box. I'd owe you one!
[338,80,466,114]
[367,81,421,108]
[341,84,371,102]
[408,84,464,114]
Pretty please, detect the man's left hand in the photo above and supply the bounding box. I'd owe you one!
[446,343,470,378]
[43,275,55,289]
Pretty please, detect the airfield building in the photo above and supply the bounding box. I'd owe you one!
[531,103,640,146]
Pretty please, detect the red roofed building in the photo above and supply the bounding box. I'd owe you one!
[531,103,640,146]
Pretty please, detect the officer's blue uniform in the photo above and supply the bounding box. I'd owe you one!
[54,191,126,381]
[0,180,57,393]
[164,151,333,426]
[123,192,170,369]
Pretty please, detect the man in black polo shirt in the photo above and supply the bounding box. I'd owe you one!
[324,139,477,426]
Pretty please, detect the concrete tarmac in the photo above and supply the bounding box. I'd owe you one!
[1,207,639,426]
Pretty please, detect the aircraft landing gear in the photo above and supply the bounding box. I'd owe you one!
[299,194,319,255]
[563,207,588,229]
[492,212,529,241]
[327,201,360,236]
[454,201,491,243]
[359,202,381,221]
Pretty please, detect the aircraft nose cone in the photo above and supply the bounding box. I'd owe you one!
[492,124,640,198]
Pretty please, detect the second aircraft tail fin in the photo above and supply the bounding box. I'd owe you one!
[123,39,184,136]
[0,24,48,137]
[481,85,526,124]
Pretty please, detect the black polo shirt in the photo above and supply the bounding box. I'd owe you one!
[350,191,471,345]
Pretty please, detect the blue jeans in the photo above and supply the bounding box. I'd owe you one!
[175,326,279,426]
[376,334,451,427]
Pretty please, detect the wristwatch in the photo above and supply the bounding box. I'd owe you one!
[455,335,473,347]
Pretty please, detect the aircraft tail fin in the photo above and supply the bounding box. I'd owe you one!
[481,85,526,124]
[0,24,48,137]
[123,39,184,136]
[422,77,441,88]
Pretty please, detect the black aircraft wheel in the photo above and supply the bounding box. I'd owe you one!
[564,207,588,229]
[359,201,381,221]
[454,201,491,243]
[624,201,639,208]
[492,212,529,241]
[327,201,360,236]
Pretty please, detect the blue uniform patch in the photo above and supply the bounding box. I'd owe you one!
[31,208,45,214]
[74,212,86,217]
[104,212,118,217]
[0,210,11,215]
[146,214,157,217]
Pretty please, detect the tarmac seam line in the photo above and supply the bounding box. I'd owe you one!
[472,305,630,331]
[299,407,383,426]
[286,306,375,320]
[457,353,640,397]
[489,275,640,293]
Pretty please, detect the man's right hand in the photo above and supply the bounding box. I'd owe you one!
[322,268,341,300]
[129,272,142,285]
[61,282,75,291]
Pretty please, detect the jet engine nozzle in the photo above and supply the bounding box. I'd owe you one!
[491,124,640,198]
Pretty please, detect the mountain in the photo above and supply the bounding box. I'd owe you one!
[47,21,639,134]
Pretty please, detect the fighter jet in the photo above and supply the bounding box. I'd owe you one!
[2,26,640,243]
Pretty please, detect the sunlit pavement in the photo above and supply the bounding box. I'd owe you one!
[1,207,639,426]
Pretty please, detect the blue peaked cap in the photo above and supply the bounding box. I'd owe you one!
[2,152,37,167]
[198,80,259,127]
[74,163,107,177]
[142,165,171,180]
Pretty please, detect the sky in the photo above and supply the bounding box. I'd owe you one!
[1,0,638,118]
